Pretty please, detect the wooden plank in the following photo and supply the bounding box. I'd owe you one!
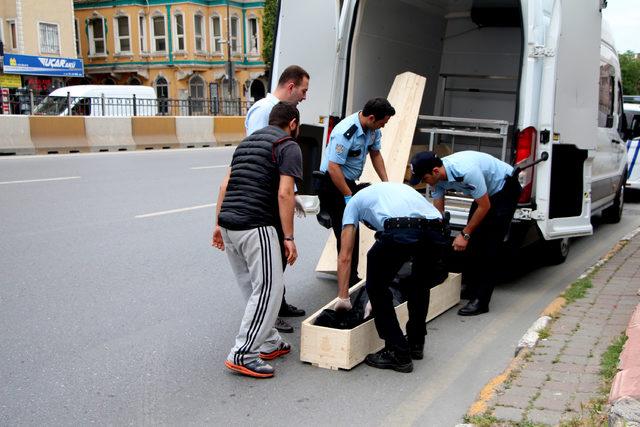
[300,273,461,371]
[315,72,427,275]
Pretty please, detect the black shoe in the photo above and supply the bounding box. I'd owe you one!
[457,299,489,316]
[410,343,424,360]
[274,317,294,333]
[279,303,305,317]
[365,348,413,373]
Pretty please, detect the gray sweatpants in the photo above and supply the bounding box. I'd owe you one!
[221,226,285,365]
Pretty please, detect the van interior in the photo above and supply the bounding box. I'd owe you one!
[345,0,523,163]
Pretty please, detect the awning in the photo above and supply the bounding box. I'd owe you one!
[2,53,84,78]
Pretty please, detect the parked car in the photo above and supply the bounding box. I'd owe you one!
[273,0,629,263]
[33,85,157,116]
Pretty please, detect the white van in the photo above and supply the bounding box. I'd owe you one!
[273,0,629,262]
[34,85,157,116]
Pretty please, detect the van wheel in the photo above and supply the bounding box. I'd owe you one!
[602,175,625,224]
[543,237,570,265]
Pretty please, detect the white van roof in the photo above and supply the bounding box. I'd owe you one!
[48,85,156,98]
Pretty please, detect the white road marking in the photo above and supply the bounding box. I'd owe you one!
[135,203,216,219]
[190,165,229,170]
[0,176,81,185]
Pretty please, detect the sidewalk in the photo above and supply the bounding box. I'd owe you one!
[464,229,640,426]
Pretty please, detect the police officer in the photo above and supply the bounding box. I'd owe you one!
[409,151,522,316]
[333,182,448,373]
[318,98,395,285]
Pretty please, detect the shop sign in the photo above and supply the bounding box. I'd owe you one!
[3,53,84,77]
[0,74,22,88]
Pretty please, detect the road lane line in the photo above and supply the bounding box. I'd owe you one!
[190,165,229,170]
[0,176,81,185]
[135,203,216,219]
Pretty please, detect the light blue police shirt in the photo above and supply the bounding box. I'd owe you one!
[431,151,514,200]
[342,182,442,231]
[245,93,279,135]
[319,111,382,181]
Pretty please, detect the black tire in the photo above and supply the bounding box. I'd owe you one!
[543,237,570,265]
[602,174,625,224]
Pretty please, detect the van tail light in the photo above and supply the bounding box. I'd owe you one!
[326,115,340,146]
[515,127,537,204]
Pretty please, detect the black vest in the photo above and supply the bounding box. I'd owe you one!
[218,126,292,231]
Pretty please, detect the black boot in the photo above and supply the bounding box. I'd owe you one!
[365,348,413,373]
[410,343,424,360]
[457,299,489,316]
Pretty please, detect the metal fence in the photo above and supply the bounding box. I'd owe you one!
[0,92,253,117]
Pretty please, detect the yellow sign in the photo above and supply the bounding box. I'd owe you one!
[0,74,22,88]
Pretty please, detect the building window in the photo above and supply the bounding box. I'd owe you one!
[128,77,141,85]
[598,63,615,128]
[174,13,185,51]
[114,16,131,53]
[74,19,80,56]
[189,74,205,114]
[194,14,204,52]
[88,18,106,55]
[247,17,259,55]
[138,14,147,52]
[211,15,222,54]
[8,20,17,50]
[230,16,239,54]
[39,23,60,54]
[156,76,169,115]
[103,77,116,85]
[0,18,6,48]
[151,15,167,52]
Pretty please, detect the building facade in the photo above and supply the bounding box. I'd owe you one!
[73,0,268,114]
[0,0,78,104]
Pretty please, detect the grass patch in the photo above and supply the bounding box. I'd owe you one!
[600,334,627,383]
[537,326,551,340]
[561,278,592,304]
[464,413,500,426]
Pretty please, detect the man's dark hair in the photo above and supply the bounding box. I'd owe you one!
[362,98,396,121]
[277,65,310,87]
[268,102,300,128]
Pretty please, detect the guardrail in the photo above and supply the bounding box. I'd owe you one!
[1,93,253,117]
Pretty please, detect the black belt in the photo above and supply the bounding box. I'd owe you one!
[383,217,443,231]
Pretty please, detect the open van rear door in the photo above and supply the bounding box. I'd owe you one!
[271,0,340,127]
[533,0,602,239]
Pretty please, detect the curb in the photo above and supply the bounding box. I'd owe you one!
[466,226,640,418]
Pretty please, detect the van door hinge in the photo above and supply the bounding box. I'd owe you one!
[529,45,555,58]
[514,208,546,221]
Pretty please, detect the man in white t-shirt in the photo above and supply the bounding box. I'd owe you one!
[245,65,309,135]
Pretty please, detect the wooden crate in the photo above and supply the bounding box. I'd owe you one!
[300,273,461,370]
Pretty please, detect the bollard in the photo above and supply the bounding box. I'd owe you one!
[29,90,34,114]
[101,93,106,116]
[66,92,71,116]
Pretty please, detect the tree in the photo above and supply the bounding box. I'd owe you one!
[620,50,640,95]
[261,0,278,70]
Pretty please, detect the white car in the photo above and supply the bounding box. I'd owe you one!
[628,138,640,190]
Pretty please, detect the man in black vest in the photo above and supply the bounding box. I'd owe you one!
[213,102,303,378]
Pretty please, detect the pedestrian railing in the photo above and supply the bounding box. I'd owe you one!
[1,92,253,117]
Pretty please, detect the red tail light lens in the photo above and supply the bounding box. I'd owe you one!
[516,127,537,204]
[326,116,339,146]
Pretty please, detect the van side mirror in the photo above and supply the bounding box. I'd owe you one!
[631,115,640,139]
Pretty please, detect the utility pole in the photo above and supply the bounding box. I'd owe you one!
[226,1,233,98]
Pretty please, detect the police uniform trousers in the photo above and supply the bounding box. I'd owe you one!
[366,221,448,355]
[464,174,522,305]
[318,176,366,285]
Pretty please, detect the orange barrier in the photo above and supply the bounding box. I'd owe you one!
[29,116,88,154]
[131,117,179,150]
[213,116,246,146]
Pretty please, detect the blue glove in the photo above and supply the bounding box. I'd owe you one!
[344,195,352,205]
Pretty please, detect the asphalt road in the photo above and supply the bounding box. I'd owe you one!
[1,148,639,426]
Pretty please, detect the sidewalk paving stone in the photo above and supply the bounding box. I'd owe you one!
[526,408,563,425]
[493,405,524,422]
[494,391,532,409]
